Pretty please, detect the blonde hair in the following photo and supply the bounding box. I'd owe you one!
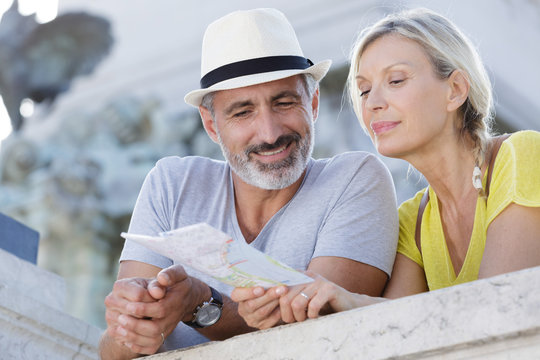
[348,8,494,165]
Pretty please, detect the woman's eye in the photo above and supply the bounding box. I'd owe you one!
[360,90,370,98]
[390,79,405,85]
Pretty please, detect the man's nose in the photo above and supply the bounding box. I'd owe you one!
[254,108,283,145]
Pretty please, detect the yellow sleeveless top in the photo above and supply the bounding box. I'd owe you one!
[397,130,540,290]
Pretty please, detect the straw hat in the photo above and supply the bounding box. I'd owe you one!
[184,8,332,107]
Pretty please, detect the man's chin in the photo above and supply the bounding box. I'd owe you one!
[254,159,293,171]
[237,165,300,190]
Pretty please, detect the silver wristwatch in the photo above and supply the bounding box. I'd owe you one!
[184,286,223,328]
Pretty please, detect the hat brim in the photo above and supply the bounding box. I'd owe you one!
[184,59,332,108]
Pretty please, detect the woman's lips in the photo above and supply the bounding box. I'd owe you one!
[370,121,400,135]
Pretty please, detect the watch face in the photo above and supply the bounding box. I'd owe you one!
[196,304,222,326]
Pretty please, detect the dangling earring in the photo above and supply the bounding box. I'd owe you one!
[472,164,483,191]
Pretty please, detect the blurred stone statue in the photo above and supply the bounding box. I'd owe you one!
[0,0,113,131]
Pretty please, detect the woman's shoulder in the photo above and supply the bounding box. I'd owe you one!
[507,129,540,142]
[398,188,428,226]
[396,188,427,268]
[496,130,540,170]
[504,130,540,153]
[487,130,540,222]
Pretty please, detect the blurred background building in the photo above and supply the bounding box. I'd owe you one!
[0,0,539,329]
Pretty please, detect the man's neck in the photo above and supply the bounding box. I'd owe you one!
[231,171,306,244]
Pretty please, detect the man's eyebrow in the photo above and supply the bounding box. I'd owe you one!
[224,100,253,115]
[271,91,301,102]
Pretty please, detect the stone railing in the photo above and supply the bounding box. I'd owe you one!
[147,266,540,359]
[0,248,102,359]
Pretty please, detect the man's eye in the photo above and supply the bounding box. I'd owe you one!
[390,79,405,85]
[233,110,249,118]
[277,101,294,107]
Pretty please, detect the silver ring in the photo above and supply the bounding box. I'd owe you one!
[300,292,310,300]
[160,332,165,345]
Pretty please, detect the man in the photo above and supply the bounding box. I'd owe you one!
[99,8,398,358]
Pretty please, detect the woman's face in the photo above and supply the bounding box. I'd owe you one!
[356,34,454,159]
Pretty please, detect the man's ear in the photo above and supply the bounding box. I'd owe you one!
[446,69,470,112]
[311,86,320,122]
[199,106,219,144]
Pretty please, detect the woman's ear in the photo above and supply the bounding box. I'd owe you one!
[446,69,470,112]
[199,105,219,144]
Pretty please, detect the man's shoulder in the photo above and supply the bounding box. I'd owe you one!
[155,155,225,167]
[154,155,226,174]
[315,151,377,163]
[147,156,228,191]
[305,151,389,191]
[313,151,386,174]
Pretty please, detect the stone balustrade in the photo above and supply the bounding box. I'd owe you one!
[0,248,102,359]
[147,266,540,360]
[1,241,538,359]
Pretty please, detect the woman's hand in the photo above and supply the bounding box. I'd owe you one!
[279,272,385,323]
[231,286,287,329]
[232,273,387,329]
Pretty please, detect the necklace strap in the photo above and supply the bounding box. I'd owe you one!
[486,133,510,197]
[415,187,430,253]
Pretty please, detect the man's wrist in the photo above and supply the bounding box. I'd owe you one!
[184,285,223,328]
[181,280,208,322]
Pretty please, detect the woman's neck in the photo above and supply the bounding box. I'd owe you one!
[406,136,481,208]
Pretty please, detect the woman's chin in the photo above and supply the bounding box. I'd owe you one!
[375,142,399,158]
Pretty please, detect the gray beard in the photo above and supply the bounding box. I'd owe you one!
[217,123,314,190]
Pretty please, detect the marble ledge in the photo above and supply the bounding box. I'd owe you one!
[0,248,66,310]
[0,249,102,360]
[147,265,540,360]
[0,285,103,360]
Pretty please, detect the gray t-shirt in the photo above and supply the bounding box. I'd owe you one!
[120,151,398,350]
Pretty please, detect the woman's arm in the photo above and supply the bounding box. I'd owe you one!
[383,253,428,298]
[232,253,428,328]
[282,254,428,322]
[480,203,540,278]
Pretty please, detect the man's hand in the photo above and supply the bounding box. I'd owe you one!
[100,261,261,359]
[106,265,200,355]
[145,264,198,327]
[103,276,165,355]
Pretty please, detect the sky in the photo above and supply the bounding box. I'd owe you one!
[0,0,58,142]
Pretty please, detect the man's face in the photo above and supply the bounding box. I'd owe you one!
[203,75,318,190]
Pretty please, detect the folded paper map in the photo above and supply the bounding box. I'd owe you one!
[121,223,313,288]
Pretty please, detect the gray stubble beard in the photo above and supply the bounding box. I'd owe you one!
[217,121,315,190]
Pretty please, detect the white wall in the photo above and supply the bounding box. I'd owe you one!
[50,0,540,130]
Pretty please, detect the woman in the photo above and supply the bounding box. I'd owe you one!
[231,7,540,329]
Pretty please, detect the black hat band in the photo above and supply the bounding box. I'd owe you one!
[200,55,314,89]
